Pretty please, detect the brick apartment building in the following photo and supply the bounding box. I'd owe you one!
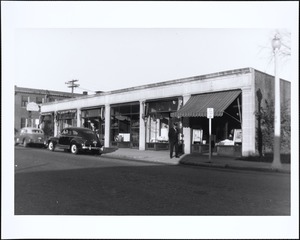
[15,86,84,133]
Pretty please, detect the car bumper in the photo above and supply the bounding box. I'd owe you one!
[81,146,104,151]
[30,139,45,144]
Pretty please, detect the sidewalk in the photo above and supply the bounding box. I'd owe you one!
[101,148,290,174]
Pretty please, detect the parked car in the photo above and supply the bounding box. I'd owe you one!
[47,127,103,155]
[15,127,46,147]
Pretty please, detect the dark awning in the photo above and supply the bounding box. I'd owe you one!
[171,90,241,118]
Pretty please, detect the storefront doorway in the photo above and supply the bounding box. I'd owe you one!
[81,107,105,145]
[144,97,183,151]
[110,102,140,148]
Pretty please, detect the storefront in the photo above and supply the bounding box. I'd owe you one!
[56,109,77,133]
[143,97,183,151]
[171,90,242,156]
[110,102,140,148]
[40,68,291,157]
[81,106,105,144]
[39,112,54,138]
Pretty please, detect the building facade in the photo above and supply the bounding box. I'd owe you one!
[15,86,84,136]
[40,68,291,157]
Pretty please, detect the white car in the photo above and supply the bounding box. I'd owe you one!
[15,127,46,147]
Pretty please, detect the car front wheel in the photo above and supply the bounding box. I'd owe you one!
[70,144,79,154]
[48,141,55,151]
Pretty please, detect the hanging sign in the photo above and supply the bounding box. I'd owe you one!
[26,102,39,112]
[207,108,214,119]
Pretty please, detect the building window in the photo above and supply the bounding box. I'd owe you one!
[21,118,26,128]
[36,96,43,104]
[21,96,28,107]
[110,102,140,148]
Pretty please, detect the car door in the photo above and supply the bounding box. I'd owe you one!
[58,129,71,146]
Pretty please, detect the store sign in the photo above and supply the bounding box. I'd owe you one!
[26,102,39,112]
[207,108,214,119]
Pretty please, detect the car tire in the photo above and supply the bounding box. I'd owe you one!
[48,141,55,151]
[70,144,79,154]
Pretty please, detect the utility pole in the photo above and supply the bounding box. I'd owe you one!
[65,80,80,96]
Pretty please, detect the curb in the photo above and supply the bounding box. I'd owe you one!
[101,153,290,174]
[179,160,291,174]
[101,153,177,165]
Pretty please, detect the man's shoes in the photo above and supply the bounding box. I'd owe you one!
[175,155,179,158]
[170,156,173,159]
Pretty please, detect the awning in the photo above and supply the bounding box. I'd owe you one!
[171,90,241,118]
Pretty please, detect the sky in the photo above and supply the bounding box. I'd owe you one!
[2,2,299,239]
[14,28,292,94]
[2,1,298,95]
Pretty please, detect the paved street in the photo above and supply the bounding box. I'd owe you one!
[15,146,290,215]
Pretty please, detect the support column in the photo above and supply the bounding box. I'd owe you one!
[54,112,58,137]
[139,100,146,150]
[76,108,81,127]
[182,94,192,154]
[104,104,111,148]
[241,87,256,156]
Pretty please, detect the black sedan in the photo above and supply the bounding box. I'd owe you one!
[47,127,103,155]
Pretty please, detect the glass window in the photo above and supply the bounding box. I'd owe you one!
[132,104,139,113]
[36,97,43,104]
[120,105,131,114]
[73,130,79,136]
[21,118,26,128]
[21,96,28,107]
[110,103,140,145]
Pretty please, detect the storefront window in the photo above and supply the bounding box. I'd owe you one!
[41,114,54,137]
[57,110,77,132]
[81,107,105,144]
[21,118,26,128]
[145,98,181,143]
[110,102,140,147]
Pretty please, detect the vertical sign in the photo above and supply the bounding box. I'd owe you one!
[207,108,214,161]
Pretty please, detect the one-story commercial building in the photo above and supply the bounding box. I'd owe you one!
[40,68,291,157]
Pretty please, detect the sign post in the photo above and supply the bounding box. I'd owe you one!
[207,108,214,161]
[26,102,40,127]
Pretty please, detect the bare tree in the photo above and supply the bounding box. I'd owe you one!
[257,29,291,75]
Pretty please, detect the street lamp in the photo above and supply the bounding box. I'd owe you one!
[272,34,282,169]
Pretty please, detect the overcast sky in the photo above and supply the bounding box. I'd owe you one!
[2,2,299,239]
[14,28,292,94]
[2,1,298,95]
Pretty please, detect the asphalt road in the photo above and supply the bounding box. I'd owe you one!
[15,146,290,215]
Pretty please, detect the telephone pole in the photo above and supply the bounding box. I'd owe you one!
[65,80,80,96]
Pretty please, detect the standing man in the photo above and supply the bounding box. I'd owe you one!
[168,122,179,158]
